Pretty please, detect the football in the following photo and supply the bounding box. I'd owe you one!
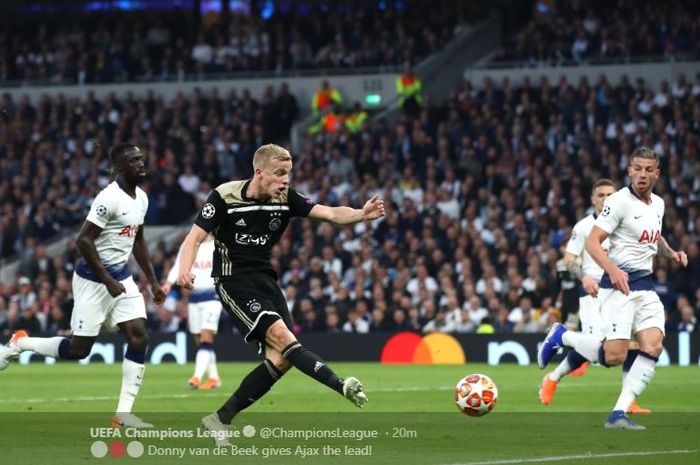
[454,373,498,416]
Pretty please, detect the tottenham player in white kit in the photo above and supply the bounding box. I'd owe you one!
[538,147,688,429]
[540,179,649,413]
[0,144,166,428]
[163,234,223,390]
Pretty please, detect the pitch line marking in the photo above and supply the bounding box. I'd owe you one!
[446,449,699,465]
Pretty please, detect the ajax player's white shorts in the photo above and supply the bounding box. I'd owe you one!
[71,274,147,337]
[578,294,604,340]
[598,288,665,340]
[188,300,222,334]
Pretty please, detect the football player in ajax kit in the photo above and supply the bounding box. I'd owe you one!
[176,144,384,445]
[0,144,166,428]
[539,179,649,414]
[538,147,688,429]
[163,233,223,390]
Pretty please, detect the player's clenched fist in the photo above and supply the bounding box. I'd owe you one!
[177,271,196,290]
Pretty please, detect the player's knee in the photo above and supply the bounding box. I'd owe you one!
[639,342,663,358]
[266,324,295,350]
[271,357,291,373]
[127,331,149,352]
[199,330,215,344]
[603,349,627,366]
[68,344,92,360]
[605,354,625,366]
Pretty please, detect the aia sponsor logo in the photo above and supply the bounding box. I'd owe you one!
[117,225,140,238]
[638,229,660,244]
[192,260,212,270]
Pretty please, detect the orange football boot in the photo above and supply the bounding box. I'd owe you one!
[569,361,589,377]
[627,401,651,414]
[538,373,558,405]
[198,378,222,391]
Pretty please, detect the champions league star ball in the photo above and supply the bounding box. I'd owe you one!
[454,374,498,416]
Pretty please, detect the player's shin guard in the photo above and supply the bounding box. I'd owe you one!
[551,350,587,382]
[613,351,657,413]
[282,342,344,395]
[17,336,69,358]
[561,331,601,362]
[116,349,146,414]
[217,359,282,424]
[194,342,213,380]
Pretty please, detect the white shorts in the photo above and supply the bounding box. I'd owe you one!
[188,300,222,334]
[71,274,147,337]
[598,288,665,340]
[578,294,604,340]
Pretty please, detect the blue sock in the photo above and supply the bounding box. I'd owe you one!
[124,348,146,364]
[622,349,640,376]
[58,338,71,359]
[199,342,214,351]
[566,350,588,370]
[598,346,609,367]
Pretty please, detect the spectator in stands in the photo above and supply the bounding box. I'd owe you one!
[667,296,697,333]
[312,81,343,114]
[2,52,700,338]
[15,277,37,311]
[396,66,423,118]
[494,0,700,65]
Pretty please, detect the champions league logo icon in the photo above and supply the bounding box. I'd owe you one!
[201,203,216,219]
[96,205,108,218]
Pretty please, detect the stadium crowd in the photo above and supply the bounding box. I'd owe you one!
[493,0,700,65]
[0,83,300,256]
[1,67,699,339]
[0,1,477,85]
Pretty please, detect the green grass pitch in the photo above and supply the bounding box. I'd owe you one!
[1,362,698,464]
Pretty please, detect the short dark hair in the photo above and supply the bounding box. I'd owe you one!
[110,143,140,165]
[592,178,616,193]
[630,146,658,163]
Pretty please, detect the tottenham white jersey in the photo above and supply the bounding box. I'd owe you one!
[565,213,609,281]
[85,180,148,266]
[75,181,147,283]
[167,237,216,293]
[594,186,664,273]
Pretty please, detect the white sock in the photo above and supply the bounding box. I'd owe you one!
[613,353,656,412]
[550,357,572,382]
[208,352,220,381]
[194,348,212,380]
[17,337,64,357]
[562,331,601,362]
[116,359,145,414]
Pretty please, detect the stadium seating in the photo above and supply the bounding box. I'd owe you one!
[493,0,700,66]
[0,1,479,85]
[0,2,698,338]
[1,69,698,337]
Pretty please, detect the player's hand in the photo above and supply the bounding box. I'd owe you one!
[362,196,385,221]
[105,278,126,297]
[162,282,172,295]
[608,266,629,295]
[581,275,599,297]
[673,250,688,268]
[151,284,166,306]
[177,271,196,290]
